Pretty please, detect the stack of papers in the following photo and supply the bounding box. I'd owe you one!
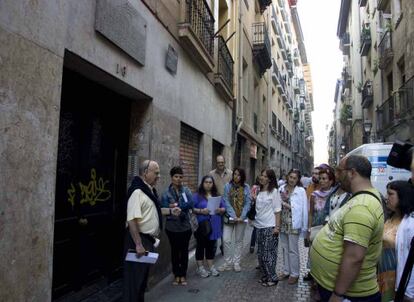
[125,252,159,264]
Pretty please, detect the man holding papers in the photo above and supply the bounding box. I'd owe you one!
[123,160,176,302]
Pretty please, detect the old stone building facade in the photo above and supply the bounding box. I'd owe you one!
[332,0,414,158]
[0,0,313,300]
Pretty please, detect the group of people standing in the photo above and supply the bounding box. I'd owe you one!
[307,156,414,302]
[123,153,414,302]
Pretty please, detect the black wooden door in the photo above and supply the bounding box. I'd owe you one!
[52,69,130,299]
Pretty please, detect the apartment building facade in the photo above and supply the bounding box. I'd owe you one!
[267,0,314,176]
[333,0,414,156]
[1,0,236,300]
[0,0,313,300]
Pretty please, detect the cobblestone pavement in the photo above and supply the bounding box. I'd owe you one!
[146,226,312,302]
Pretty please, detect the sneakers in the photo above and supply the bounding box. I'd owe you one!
[218,263,233,272]
[209,266,220,277]
[234,263,241,272]
[197,266,210,278]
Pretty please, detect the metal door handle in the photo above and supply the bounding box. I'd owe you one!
[78,218,88,226]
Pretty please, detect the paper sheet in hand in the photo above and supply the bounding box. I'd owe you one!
[207,196,222,215]
[125,252,159,264]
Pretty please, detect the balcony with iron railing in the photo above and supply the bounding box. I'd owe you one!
[340,32,350,56]
[178,0,215,72]
[214,35,234,102]
[378,30,393,69]
[360,24,371,56]
[271,59,286,96]
[293,48,300,66]
[252,23,272,76]
[359,0,368,7]
[377,0,390,11]
[377,76,414,134]
[342,66,351,88]
[271,5,278,34]
[361,80,373,108]
[258,0,272,13]
[293,76,301,94]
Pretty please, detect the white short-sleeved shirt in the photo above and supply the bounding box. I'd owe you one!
[396,213,414,298]
[127,189,160,237]
[254,189,282,229]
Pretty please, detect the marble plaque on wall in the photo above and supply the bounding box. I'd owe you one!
[95,0,146,65]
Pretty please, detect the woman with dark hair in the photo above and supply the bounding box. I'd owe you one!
[278,168,308,284]
[307,166,335,242]
[253,169,282,287]
[161,166,194,286]
[193,176,226,278]
[378,181,414,301]
[219,168,251,272]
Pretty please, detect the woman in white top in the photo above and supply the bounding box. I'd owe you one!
[394,181,414,301]
[278,168,308,285]
[252,169,282,287]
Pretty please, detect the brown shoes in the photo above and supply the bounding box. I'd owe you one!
[288,276,299,284]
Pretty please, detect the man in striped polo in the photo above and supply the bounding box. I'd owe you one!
[310,155,384,302]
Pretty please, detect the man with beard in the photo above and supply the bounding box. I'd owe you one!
[310,155,384,302]
[306,167,320,202]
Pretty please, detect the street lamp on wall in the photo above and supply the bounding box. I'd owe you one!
[363,119,372,143]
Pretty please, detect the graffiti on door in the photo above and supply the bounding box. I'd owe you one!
[67,168,112,208]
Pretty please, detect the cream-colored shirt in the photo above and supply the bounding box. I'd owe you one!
[209,168,232,196]
[127,189,160,237]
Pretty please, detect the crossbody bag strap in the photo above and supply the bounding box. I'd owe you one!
[350,190,381,204]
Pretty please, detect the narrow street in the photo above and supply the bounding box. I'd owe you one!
[146,225,311,302]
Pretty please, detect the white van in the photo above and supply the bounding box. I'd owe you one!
[345,143,411,196]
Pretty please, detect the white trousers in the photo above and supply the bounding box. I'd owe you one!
[280,232,300,277]
[222,223,247,265]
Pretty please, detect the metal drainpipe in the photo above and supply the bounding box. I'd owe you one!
[357,3,366,145]
[233,0,243,147]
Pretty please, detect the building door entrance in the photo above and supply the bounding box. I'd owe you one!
[52,68,130,299]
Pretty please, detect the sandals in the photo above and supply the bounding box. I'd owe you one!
[261,281,278,287]
[180,277,188,286]
[172,277,180,286]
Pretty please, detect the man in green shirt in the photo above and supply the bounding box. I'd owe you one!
[310,155,384,302]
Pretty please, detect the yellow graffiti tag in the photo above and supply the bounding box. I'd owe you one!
[79,168,111,206]
[67,168,112,208]
[67,183,76,208]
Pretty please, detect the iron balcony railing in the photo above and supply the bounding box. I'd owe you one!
[378,30,393,69]
[360,24,371,56]
[216,35,234,92]
[272,59,286,93]
[378,76,414,131]
[258,0,272,13]
[361,80,373,108]
[252,22,272,75]
[340,32,350,55]
[185,0,215,57]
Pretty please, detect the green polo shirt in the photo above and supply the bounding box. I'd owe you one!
[310,188,384,297]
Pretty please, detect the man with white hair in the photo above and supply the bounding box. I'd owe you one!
[123,160,179,301]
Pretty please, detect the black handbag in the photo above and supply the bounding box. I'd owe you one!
[197,219,212,237]
[246,202,256,220]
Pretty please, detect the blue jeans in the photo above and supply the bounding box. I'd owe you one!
[318,284,381,302]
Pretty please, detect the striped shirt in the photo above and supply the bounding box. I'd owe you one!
[310,188,384,297]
